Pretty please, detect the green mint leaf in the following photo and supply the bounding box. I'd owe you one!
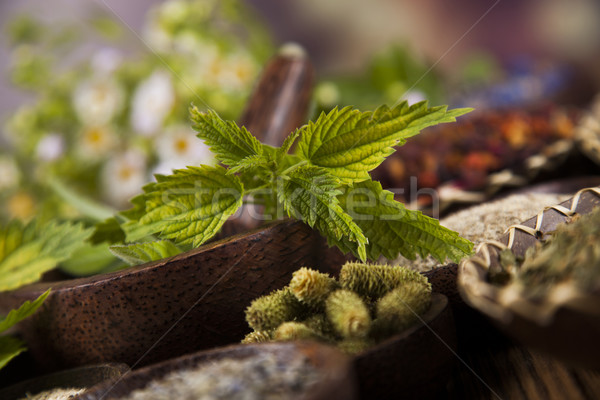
[190,106,263,167]
[278,165,367,261]
[334,180,473,263]
[110,240,182,266]
[296,102,471,183]
[0,336,26,370]
[0,290,50,333]
[123,165,244,247]
[0,221,93,292]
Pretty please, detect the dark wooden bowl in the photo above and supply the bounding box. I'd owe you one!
[458,187,600,370]
[77,341,357,400]
[352,293,456,400]
[0,363,129,400]
[0,219,347,371]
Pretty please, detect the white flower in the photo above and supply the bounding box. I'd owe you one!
[35,133,65,161]
[101,149,147,208]
[183,38,221,89]
[159,0,190,27]
[314,82,340,107]
[152,125,213,175]
[73,78,125,125]
[403,90,426,105]
[0,156,21,190]
[76,125,118,161]
[91,48,122,76]
[144,24,172,53]
[216,52,258,92]
[130,70,175,136]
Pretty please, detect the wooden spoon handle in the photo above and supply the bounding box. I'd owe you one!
[238,44,315,146]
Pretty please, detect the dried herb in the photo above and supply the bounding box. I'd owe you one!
[243,262,432,354]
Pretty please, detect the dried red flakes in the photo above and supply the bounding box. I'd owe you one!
[372,106,579,202]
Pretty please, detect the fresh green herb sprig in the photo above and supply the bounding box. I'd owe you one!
[112,101,473,264]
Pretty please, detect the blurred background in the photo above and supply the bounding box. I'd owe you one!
[1,0,600,222]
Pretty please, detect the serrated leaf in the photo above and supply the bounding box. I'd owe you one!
[110,240,182,266]
[278,165,367,261]
[120,184,156,222]
[333,180,473,263]
[0,221,93,292]
[190,106,262,167]
[124,165,244,247]
[226,154,269,175]
[0,290,50,333]
[0,336,26,370]
[296,102,471,183]
[276,129,301,162]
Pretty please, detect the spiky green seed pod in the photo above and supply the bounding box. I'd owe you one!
[339,262,430,299]
[302,314,336,340]
[325,289,371,339]
[245,288,305,331]
[337,339,373,355]
[274,321,322,341]
[241,330,272,344]
[373,281,432,338]
[289,267,339,309]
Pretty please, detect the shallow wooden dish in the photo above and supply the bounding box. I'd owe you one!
[353,293,456,400]
[77,341,357,400]
[0,219,347,371]
[0,363,129,400]
[458,187,600,369]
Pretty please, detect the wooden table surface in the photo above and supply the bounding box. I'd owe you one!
[445,309,600,400]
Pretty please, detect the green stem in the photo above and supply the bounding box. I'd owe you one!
[279,159,308,177]
[245,184,270,196]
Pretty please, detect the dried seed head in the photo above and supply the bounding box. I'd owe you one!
[302,314,335,339]
[339,261,430,299]
[325,289,371,339]
[245,288,305,331]
[241,330,273,344]
[337,338,373,355]
[289,267,338,309]
[373,281,432,338]
[274,321,323,341]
